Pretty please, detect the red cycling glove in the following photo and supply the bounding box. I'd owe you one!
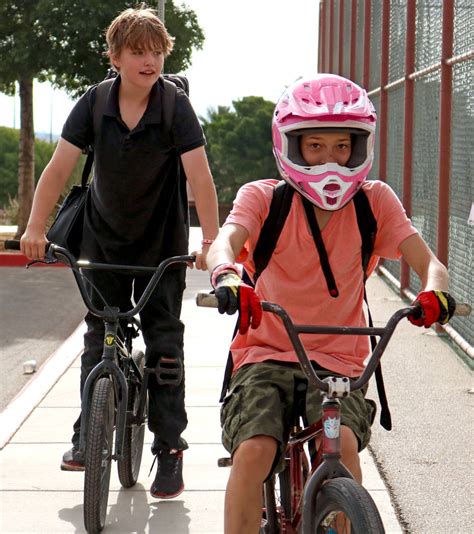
[214,272,262,334]
[408,290,456,328]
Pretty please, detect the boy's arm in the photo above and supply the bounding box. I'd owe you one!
[21,138,83,260]
[180,146,219,270]
[399,234,455,326]
[206,223,262,334]
[207,223,249,273]
[399,234,448,290]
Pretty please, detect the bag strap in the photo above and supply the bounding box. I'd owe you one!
[161,77,178,134]
[80,78,114,188]
[219,181,292,401]
[253,181,295,284]
[82,77,178,188]
[302,198,339,298]
[353,189,392,430]
[353,189,377,281]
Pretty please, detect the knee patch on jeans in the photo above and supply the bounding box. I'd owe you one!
[154,355,184,386]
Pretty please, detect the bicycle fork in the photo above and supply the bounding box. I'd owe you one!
[78,315,128,463]
[301,396,353,533]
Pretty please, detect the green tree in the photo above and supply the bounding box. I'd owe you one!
[0,0,204,237]
[202,97,277,203]
[0,126,85,217]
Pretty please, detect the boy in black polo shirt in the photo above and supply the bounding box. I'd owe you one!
[20,6,219,499]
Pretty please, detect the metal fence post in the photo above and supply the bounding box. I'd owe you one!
[400,0,416,292]
[378,0,391,183]
[350,0,357,80]
[329,0,335,73]
[320,0,326,72]
[437,0,454,268]
[338,0,345,74]
[363,0,371,89]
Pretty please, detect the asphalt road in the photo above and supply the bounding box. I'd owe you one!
[0,266,86,410]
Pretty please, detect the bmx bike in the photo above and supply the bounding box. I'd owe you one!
[196,291,467,534]
[6,240,194,533]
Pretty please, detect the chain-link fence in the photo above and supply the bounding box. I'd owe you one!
[319,0,473,356]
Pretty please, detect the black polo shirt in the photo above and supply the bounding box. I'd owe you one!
[61,76,205,266]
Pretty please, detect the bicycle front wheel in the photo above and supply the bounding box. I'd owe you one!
[118,349,147,488]
[312,478,385,534]
[83,377,115,534]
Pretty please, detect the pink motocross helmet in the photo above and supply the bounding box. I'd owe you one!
[272,74,377,210]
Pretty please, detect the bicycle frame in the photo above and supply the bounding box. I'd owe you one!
[39,245,195,464]
[258,301,416,533]
[276,401,355,533]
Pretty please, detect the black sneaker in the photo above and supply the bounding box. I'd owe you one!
[61,447,85,472]
[150,449,184,499]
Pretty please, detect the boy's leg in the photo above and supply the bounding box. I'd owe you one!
[61,270,133,471]
[225,436,277,534]
[220,363,293,532]
[340,425,362,482]
[135,267,187,497]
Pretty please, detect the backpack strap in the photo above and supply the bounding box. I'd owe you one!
[253,181,295,283]
[80,79,114,187]
[83,77,179,186]
[354,189,392,431]
[219,181,293,402]
[353,189,377,280]
[161,77,178,134]
[302,197,339,297]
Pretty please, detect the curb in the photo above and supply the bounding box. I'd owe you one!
[0,252,66,267]
[0,321,86,449]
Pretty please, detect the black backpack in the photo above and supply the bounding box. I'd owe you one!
[221,181,392,431]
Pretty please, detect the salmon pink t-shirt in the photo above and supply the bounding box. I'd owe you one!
[225,179,418,377]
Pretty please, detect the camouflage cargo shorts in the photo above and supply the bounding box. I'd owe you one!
[220,361,376,474]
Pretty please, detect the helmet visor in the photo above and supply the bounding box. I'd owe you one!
[284,124,373,172]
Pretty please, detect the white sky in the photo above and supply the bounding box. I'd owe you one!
[0,0,320,135]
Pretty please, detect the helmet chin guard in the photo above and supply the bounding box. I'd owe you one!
[272,74,377,211]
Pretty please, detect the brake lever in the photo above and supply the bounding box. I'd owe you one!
[26,257,57,268]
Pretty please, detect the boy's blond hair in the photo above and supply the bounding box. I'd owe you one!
[106,4,174,65]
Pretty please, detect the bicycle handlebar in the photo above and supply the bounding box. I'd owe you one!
[5,239,195,321]
[196,291,470,396]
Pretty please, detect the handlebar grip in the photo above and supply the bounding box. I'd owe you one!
[196,291,218,308]
[4,240,21,251]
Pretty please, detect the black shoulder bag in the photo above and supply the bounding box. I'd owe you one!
[45,80,111,257]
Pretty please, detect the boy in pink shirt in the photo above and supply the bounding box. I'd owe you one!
[207,74,455,534]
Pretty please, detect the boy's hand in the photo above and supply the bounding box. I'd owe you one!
[409,290,456,328]
[215,272,262,334]
[190,248,208,271]
[20,228,48,260]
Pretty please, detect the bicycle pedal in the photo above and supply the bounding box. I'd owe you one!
[217,457,232,467]
[154,356,183,386]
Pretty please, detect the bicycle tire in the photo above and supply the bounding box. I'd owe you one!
[312,477,385,533]
[83,377,115,534]
[118,349,147,488]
